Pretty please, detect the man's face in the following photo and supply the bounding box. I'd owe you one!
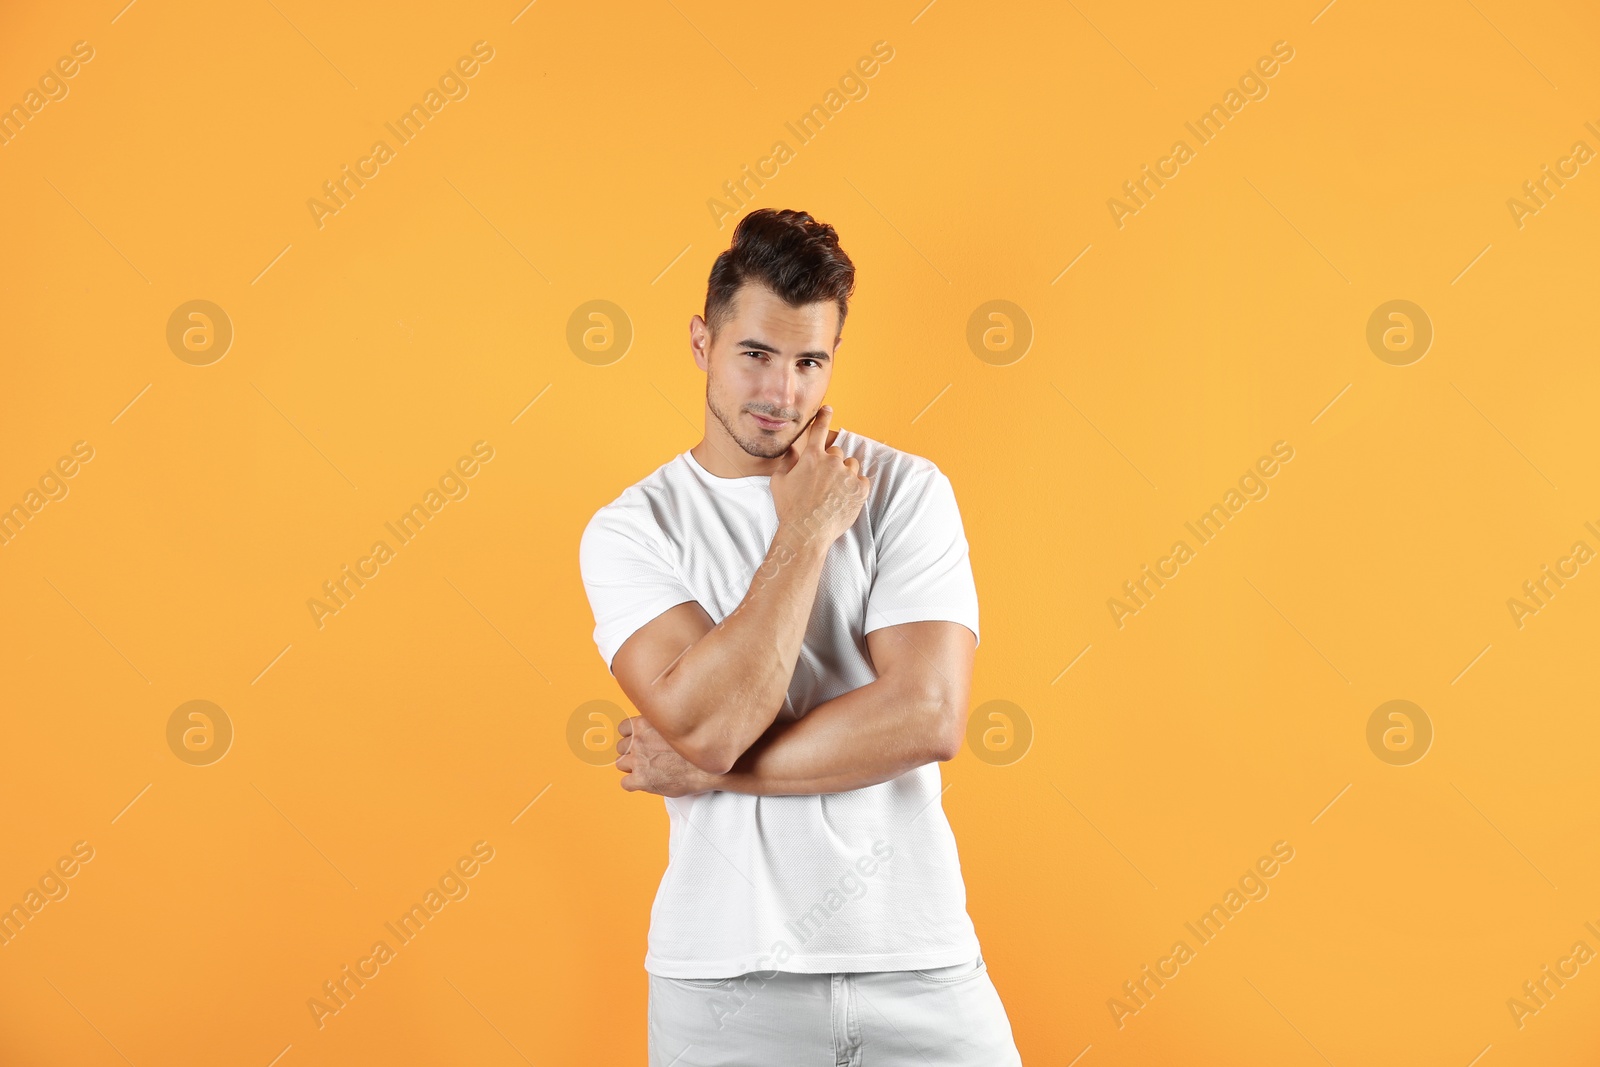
[692,283,840,459]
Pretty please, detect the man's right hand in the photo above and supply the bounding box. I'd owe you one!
[770,405,870,549]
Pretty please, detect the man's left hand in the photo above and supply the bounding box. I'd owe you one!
[616,715,720,797]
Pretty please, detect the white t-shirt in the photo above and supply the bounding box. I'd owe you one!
[578,427,984,979]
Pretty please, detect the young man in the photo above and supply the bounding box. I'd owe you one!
[579,208,1022,1066]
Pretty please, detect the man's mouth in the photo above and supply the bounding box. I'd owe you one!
[749,412,788,430]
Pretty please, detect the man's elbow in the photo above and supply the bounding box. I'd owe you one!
[929,697,967,763]
[681,740,738,776]
[658,720,739,775]
[931,728,963,763]
[637,688,753,774]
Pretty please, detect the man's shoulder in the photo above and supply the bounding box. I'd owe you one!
[837,429,950,502]
[579,454,688,554]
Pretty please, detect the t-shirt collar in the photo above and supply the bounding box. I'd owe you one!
[682,430,847,492]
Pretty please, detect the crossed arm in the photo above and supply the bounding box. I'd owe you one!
[608,521,977,797]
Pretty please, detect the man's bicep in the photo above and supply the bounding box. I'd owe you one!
[611,599,715,727]
[866,620,976,689]
[865,620,976,760]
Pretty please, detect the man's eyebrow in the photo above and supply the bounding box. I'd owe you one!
[735,338,832,361]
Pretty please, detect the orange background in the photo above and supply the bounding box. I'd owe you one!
[3,1,1599,1064]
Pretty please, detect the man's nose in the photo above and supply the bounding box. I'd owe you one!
[762,366,801,412]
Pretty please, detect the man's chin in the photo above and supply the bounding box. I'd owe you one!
[737,437,790,460]
[736,441,787,460]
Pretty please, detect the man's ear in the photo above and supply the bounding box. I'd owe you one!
[690,314,712,370]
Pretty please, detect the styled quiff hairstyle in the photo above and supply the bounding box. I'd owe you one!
[704,208,856,340]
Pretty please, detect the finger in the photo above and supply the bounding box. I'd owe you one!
[616,753,634,773]
[620,773,638,792]
[619,717,634,737]
[787,408,821,458]
[617,735,631,756]
[808,404,833,452]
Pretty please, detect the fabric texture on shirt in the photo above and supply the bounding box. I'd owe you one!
[579,428,982,978]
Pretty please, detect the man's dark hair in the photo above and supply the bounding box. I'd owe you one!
[704,208,856,340]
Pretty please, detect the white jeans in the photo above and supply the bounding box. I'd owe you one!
[647,953,1023,1066]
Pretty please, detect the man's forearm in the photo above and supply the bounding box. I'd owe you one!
[653,521,832,772]
[701,676,953,796]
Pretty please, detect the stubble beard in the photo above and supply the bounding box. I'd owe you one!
[707,380,801,460]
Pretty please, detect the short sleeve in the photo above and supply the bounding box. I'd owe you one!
[863,468,979,647]
[579,505,698,674]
